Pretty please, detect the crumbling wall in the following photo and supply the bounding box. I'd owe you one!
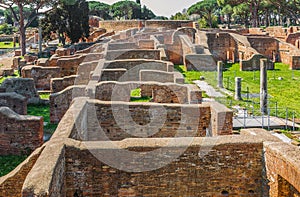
[102,59,173,81]
[0,78,40,104]
[107,42,138,50]
[105,49,160,61]
[248,37,278,60]
[50,85,86,123]
[0,147,44,197]
[85,100,210,140]
[50,75,78,93]
[21,66,61,90]
[140,70,174,83]
[0,107,43,155]
[0,93,27,115]
[206,32,237,62]
[264,142,300,197]
[209,102,233,136]
[64,137,263,196]
[93,81,201,104]
[240,54,274,71]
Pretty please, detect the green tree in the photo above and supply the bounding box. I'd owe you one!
[220,4,233,28]
[188,0,219,28]
[110,0,141,19]
[0,0,55,56]
[232,3,249,27]
[41,0,89,45]
[170,12,189,20]
[88,1,112,20]
[141,5,155,19]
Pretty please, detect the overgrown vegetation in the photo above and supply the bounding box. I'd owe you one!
[0,155,27,177]
[27,104,58,134]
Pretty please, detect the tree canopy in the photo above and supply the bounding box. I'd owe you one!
[41,0,89,45]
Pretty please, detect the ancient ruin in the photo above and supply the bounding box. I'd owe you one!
[0,19,300,197]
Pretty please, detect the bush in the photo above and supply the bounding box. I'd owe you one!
[198,16,219,28]
[0,23,13,35]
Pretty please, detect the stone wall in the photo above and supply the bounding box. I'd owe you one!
[98,20,193,32]
[0,78,40,104]
[264,142,300,197]
[210,101,233,136]
[285,32,300,46]
[138,39,155,49]
[50,85,86,123]
[50,75,78,93]
[0,107,43,155]
[185,54,216,71]
[105,49,160,61]
[140,70,175,83]
[99,69,127,82]
[205,32,237,62]
[102,59,173,81]
[248,37,278,60]
[240,54,274,71]
[85,100,210,141]
[107,42,138,50]
[93,81,202,104]
[0,93,27,115]
[21,66,61,90]
[145,20,193,29]
[0,147,44,197]
[63,137,263,196]
[76,61,100,85]
[99,20,142,32]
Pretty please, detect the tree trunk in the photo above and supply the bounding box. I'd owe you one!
[227,14,231,29]
[18,3,26,56]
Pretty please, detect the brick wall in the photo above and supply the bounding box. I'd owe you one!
[84,100,210,141]
[206,32,237,62]
[0,107,43,155]
[105,49,160,61]
[102,59,173,81]
[107,42,138,50]
[0,78,40,104]
[210,101,233,136]
[50,85,86,123]
[140,70,174,83]
[264,142,300,197]
[0,92,27,115]
[21,66,61,90]
[93,81,202,104]
[64,138,263,196]
[99,20,141,32]
[240,54,274,71]
[50,75,78,93]
[248,37,278,60]
[0,146,44,197]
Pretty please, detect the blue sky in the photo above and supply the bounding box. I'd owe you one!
[88,0,199,17]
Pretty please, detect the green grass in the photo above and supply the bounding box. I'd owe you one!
[130,88,151,102]
[0,155,27,177]
[175,63,300,119]
[27,104,58,134]
[39,93,50,100]
[0,70,19,84]
[0,42,19,48]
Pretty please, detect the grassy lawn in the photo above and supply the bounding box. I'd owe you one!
[176,63,300,118]
[0,42,19,48]
[27,104,58,134]
[0,155,27,177]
